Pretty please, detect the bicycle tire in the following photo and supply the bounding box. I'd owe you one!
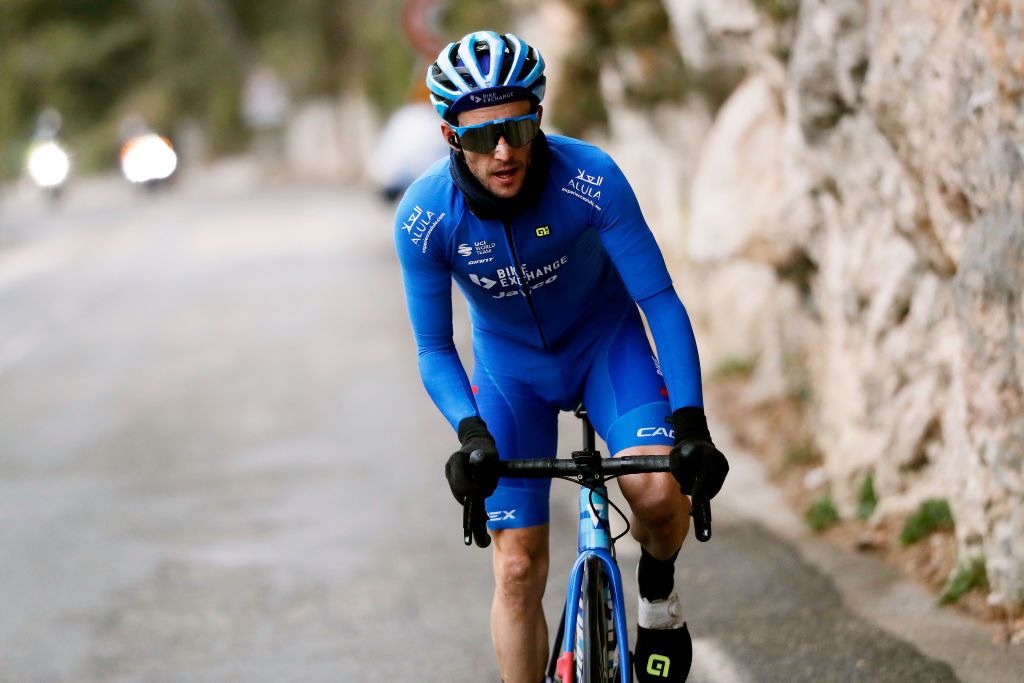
[577,556,617,683]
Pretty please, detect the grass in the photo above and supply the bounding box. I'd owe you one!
[940,558,989,604]
[751,0,798,23]
[856,474,878,521]
[900,499,954,545]
[805,497,840,532]
[713,356,757,379]
[783,441,822,470]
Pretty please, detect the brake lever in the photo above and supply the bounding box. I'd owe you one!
[463,498,474,546]
[690,495,712,542]
[462,496,492,548]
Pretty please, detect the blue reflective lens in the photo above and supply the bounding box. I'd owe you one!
[453,113,540,152]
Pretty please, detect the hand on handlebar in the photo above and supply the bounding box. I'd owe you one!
[670,439,728,542]
[446,417,500,504]
[448,417,499,548]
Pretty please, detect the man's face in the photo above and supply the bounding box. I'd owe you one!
[442,100,541,199]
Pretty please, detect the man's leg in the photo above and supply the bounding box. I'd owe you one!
[491,525,550,683]
[577,308,693,679]
[614,445,690,559]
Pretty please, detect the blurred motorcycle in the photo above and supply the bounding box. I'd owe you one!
[368,101,448,202]
[26,109,71,201]
[119,114,178,189]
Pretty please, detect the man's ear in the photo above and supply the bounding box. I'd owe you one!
[441,123,461,151]
[536,104,543,127]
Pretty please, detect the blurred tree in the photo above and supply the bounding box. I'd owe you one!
[0,0,151,177]
[0,0,690,180]
[550,0,690,138]
[441,0,512,38]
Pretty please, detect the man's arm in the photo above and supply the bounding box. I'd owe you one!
[592,155,704,410]
[394,203,479,429]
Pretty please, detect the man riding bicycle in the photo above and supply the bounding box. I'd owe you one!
[394,31,729,683]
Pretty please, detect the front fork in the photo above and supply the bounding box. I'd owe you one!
[554,483,632,683]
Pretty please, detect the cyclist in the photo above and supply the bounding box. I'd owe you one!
[394,30,729,683]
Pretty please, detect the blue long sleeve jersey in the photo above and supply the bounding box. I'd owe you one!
[394,135,703,430]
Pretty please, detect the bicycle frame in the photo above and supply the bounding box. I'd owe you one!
[553,480,632,683]
[551,410,632,683]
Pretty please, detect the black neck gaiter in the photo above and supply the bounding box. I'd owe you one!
[449,131,551,222]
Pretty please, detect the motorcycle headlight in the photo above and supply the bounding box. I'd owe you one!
[27,141,71,188]
[121,134,178,183]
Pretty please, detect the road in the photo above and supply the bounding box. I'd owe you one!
[0,172,1015,682]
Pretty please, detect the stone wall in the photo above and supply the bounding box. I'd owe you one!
[650,0,1023,606]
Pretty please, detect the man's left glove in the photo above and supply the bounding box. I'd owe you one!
[668,407,729,500]
[445,416,500,504]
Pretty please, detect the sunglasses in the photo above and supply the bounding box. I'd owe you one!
[452,113,540,153]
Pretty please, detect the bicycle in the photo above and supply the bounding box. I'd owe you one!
[462,406,713,683]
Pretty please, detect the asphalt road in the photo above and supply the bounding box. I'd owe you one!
[0,172,1007,681]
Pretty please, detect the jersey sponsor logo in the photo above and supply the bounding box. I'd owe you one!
[459,240,496,259]
[534,225,551,238]
[467,257,494,265]
[497,255,568,287]
[469,273,498,289]
[563,168,604,206]
[651,355,663,376]
[565,178,602,200]
[472,256,569,298]
[561,169,604,211]
[401,205,445,253]
[637,426,674,438]
[487,509,516,522]
[576,168,604,186]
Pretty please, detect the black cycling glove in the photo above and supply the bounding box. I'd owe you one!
[669,407,729,500]
[445,416,500,504]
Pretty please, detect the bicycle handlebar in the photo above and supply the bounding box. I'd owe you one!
[462,454,713,546]
[498,455,671,477]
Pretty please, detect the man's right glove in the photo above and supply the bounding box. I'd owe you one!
[447,416,500,548]
[668,407,729,500]
[446,416,500,504]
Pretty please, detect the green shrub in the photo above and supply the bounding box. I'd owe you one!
[713,356,757,379]
[899,499,953,545]
[940,558,988,604]
[805,497,839,532]
[783,441,821,469]
[856,474,878,521]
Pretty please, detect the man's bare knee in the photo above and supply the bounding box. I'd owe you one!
[633,476,688,526]
[492,526,549,609]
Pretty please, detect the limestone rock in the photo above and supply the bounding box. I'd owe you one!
[662,0,1024,606]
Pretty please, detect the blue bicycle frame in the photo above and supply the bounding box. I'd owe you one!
[553,482,631,682]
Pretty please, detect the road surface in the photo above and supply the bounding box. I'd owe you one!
[0,171,1017,681]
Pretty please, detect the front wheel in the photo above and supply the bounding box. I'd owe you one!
[576,556,619,682]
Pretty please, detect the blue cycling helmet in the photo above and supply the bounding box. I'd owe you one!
[426,30,546,121]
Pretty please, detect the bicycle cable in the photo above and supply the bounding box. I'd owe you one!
[554,475,633,560]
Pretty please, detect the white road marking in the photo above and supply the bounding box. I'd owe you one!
[691,637,753,683]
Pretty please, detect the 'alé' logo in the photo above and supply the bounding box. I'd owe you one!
[647,654,671,677]
[535,225,551,238]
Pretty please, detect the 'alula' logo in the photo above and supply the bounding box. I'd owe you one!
[565,168,603,200]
